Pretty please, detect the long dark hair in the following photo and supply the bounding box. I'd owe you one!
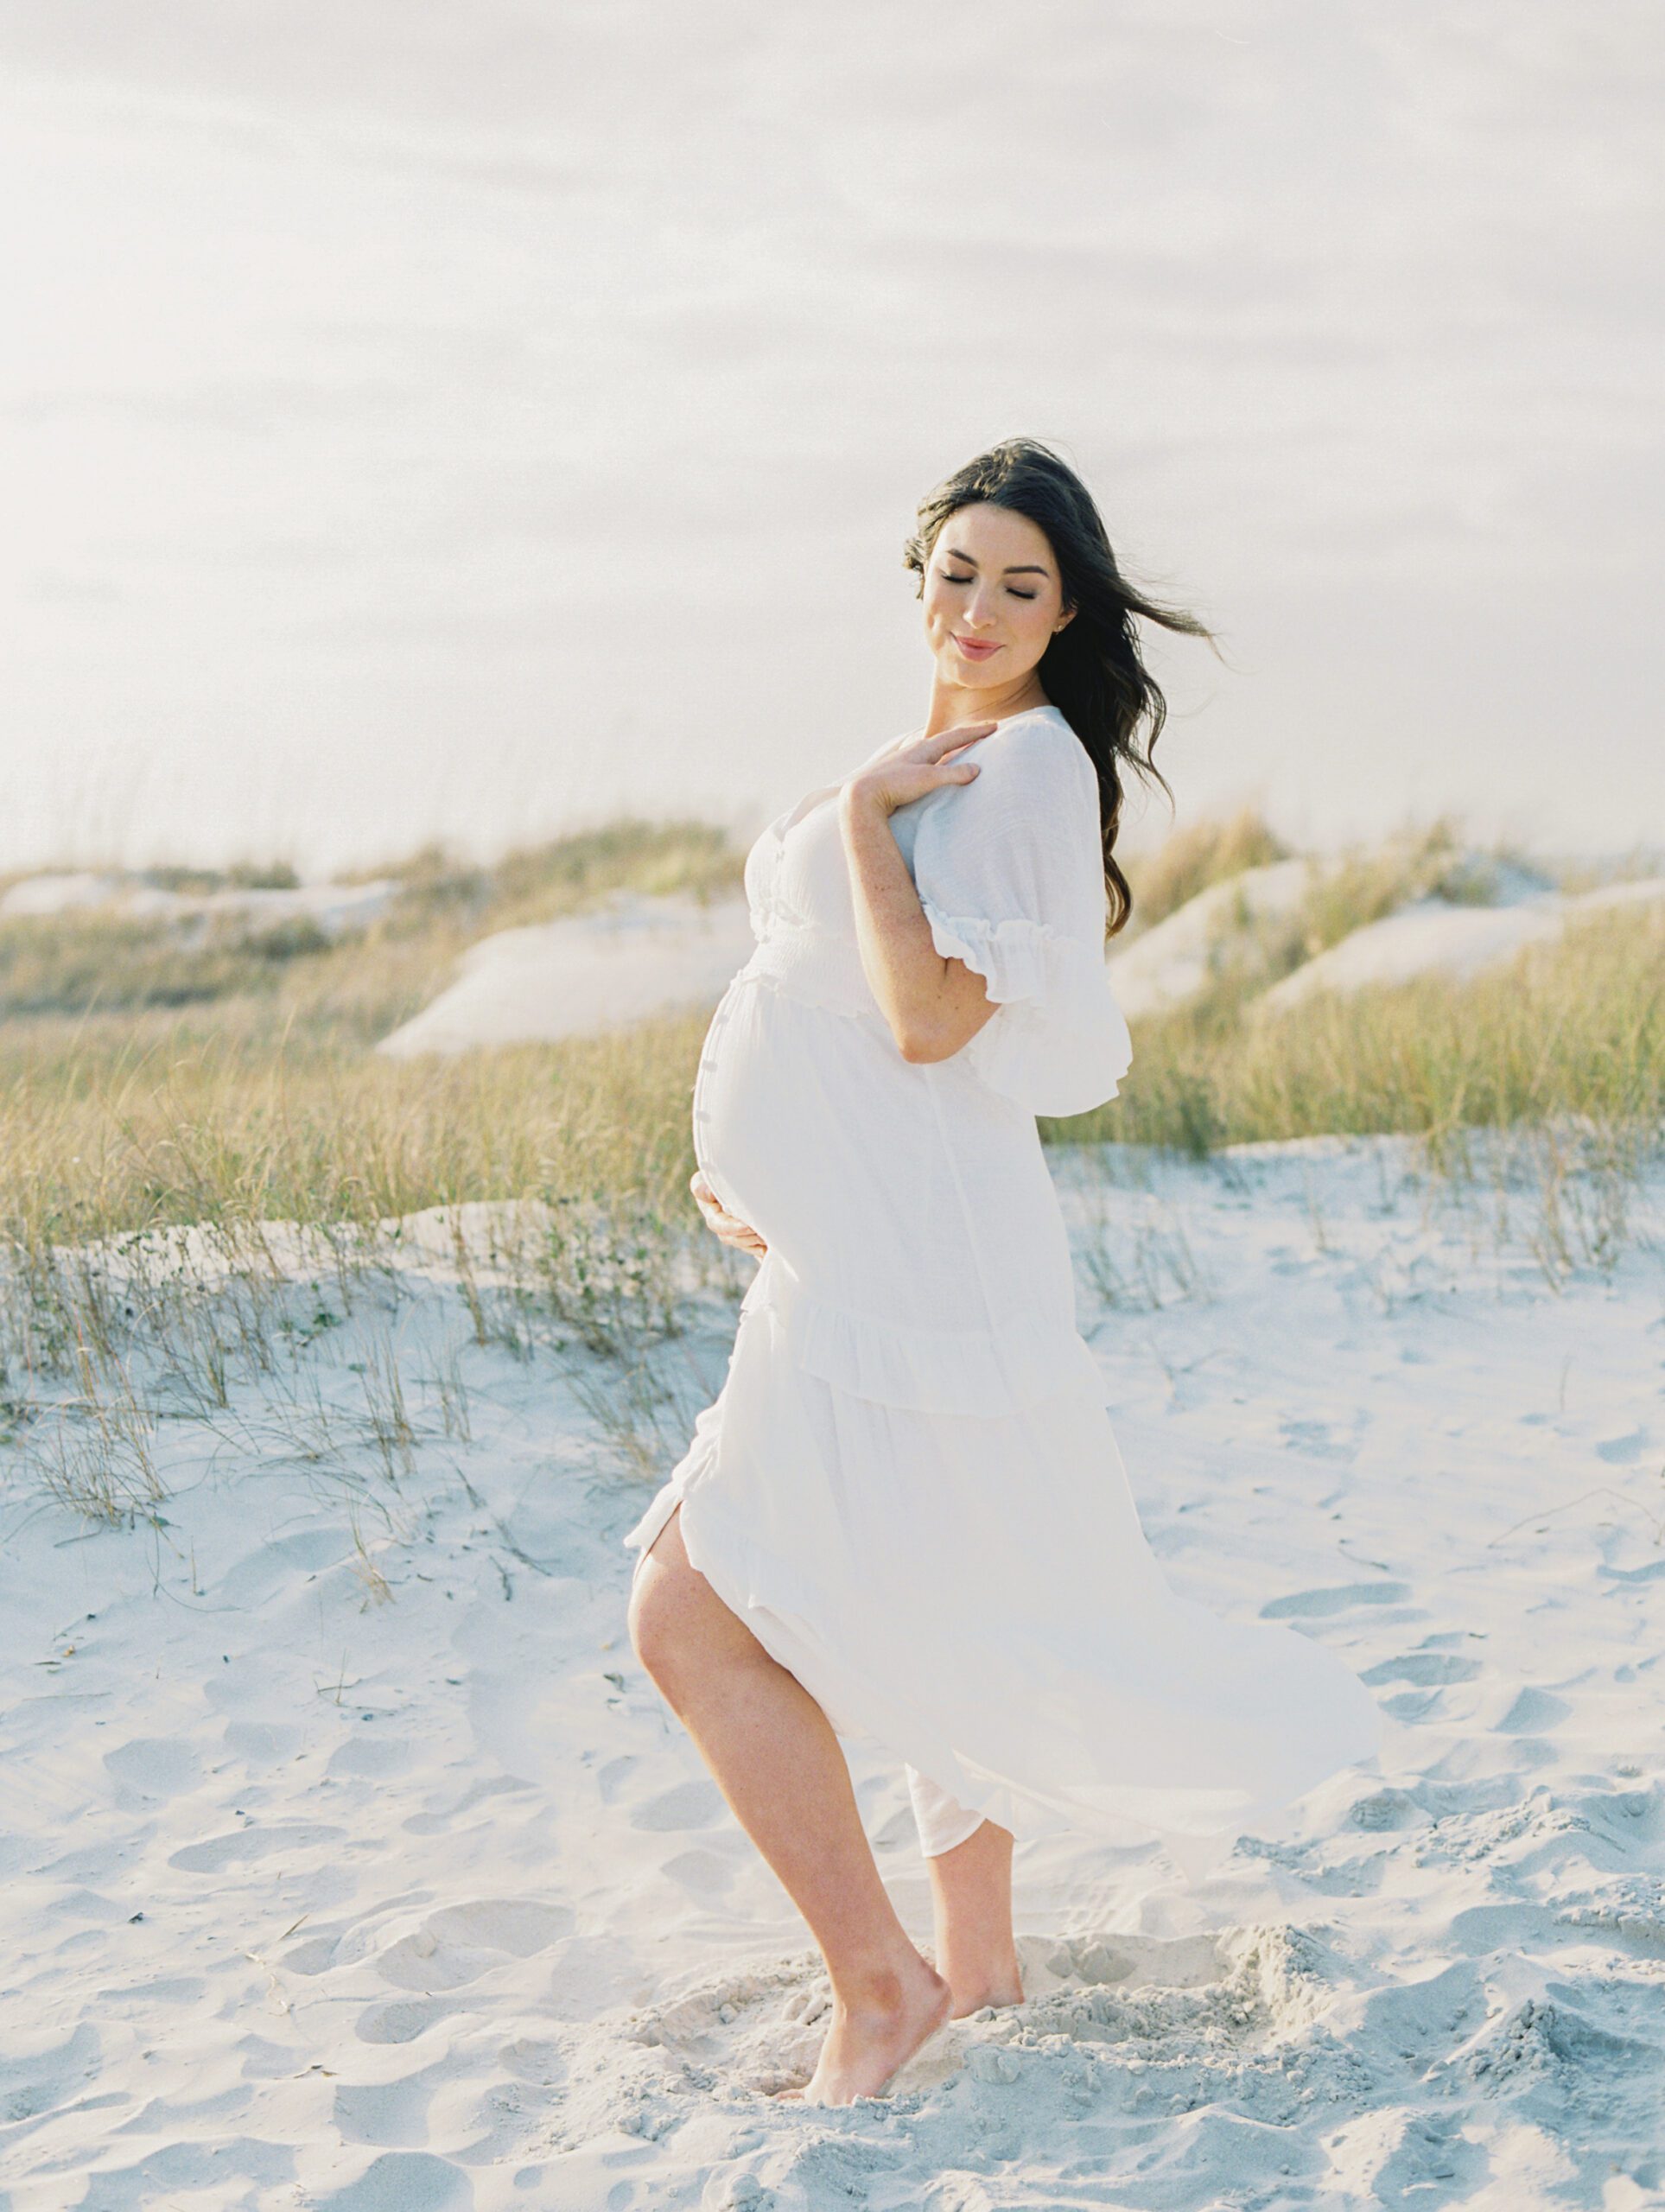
[904,437,1220,937]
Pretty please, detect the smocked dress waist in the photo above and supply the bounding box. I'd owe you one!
[733,922,878,1020]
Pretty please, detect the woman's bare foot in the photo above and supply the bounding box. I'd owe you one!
[768,1955,953,2105]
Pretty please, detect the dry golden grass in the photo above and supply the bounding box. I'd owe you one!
[0,1010,706,1243]
[3,815,1659,1251]
[1056,899,1665,1156]
[0,818,742,1035]
[0,813,1656,1290]
[1121,804,1292,933]
[0,823,745,1454]
[3,811,1659,1523]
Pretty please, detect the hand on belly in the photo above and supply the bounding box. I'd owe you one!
[690,1168,768,1258]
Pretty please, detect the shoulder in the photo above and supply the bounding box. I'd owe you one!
[898,710,1090,879]
[953,705,1095,824]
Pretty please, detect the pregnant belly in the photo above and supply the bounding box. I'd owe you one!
[691,969,1077,1334]
[691,974,897,1262]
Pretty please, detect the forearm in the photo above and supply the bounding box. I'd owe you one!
[839,786,995,1063]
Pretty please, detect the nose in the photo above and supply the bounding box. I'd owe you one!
[964,592,999,631]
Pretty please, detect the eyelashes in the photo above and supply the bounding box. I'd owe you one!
[941,569,1039,602]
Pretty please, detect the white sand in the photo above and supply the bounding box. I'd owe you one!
[378,893,758,1057]
[4,1136,1663,2207]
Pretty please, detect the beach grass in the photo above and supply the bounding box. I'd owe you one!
[3,815,1660,1257]
[1054,894,1665,1155]
[1118,803,1293,931]
[3,814,1660,1522]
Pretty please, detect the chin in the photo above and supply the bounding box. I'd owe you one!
[941,655,998,688]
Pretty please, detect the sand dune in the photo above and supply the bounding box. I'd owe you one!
[0,869,397,936]
[378,893,757,1056]
[1261,877,1665,1013]
[1105,859,1316,1021]
[3,1136,1662,2203]
[361,847,1665,1059]
[1104,854,1665,1029]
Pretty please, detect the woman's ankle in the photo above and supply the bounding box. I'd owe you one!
[832,1946,945,2017]
[939,1954,1023,2012]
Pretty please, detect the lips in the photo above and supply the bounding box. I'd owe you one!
[954,636,1002,659]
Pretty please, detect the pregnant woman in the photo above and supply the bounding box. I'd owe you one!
[624,437,1382,2105]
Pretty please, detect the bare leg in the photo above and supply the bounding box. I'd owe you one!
[627,1503,951,2103]
[925,1818,1026,2017]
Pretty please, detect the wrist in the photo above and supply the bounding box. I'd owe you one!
[840,776,893,824]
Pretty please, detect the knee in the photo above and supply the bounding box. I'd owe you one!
[629,1553,773,1701]
[626,1567,694,1696]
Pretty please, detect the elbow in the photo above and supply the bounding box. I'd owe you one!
[895,1023,956,1066]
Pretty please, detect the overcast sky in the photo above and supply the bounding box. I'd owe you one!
[3,1,1659,877]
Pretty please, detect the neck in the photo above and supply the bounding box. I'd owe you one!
[922,671,1051,741]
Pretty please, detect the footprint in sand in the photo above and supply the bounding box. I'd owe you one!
[658,1847,739,1902]
[283,1930,350,1975]
[354,1995,459,2047]
[168,1821,345,1873]
[103,1737,200,1798]
[0,2020,101,2127]
[315,2147,471,2209]
[328,1733,417,1780]
[1594,1427,1649,1465]
[629,1777,727,1832]
[1495,1686,1572,1735]
[1362,1648,1481,1722]
[595,1753,639,1806]
[1261,1581,1410,1620]
[1362,1652,1481,1688]
[222,1719,303,1765]
[216,1526,354,1608]
[334,2064,445,2148]
[376,1898,574,1993]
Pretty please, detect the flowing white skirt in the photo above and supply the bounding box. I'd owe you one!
[623,1255,1384,1874]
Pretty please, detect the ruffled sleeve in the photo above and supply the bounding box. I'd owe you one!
[906,718,1134,1117]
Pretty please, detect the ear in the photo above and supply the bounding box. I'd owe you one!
[1053,603,1077,635]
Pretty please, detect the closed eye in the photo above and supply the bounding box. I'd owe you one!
[942,568,1038,601]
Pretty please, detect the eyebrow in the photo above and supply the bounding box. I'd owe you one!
[943,545,1051,576]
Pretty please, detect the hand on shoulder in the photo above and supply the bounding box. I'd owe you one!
[842,721,997,820]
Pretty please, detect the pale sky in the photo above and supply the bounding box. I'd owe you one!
[3,2,1660,877]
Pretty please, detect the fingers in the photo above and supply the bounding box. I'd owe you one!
[897,722,995,762]
[702,1205,763,1253]
[918,721,996,760]
[690,1169,766,1254]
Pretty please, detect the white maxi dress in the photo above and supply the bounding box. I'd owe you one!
[623,703,1383,1868]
